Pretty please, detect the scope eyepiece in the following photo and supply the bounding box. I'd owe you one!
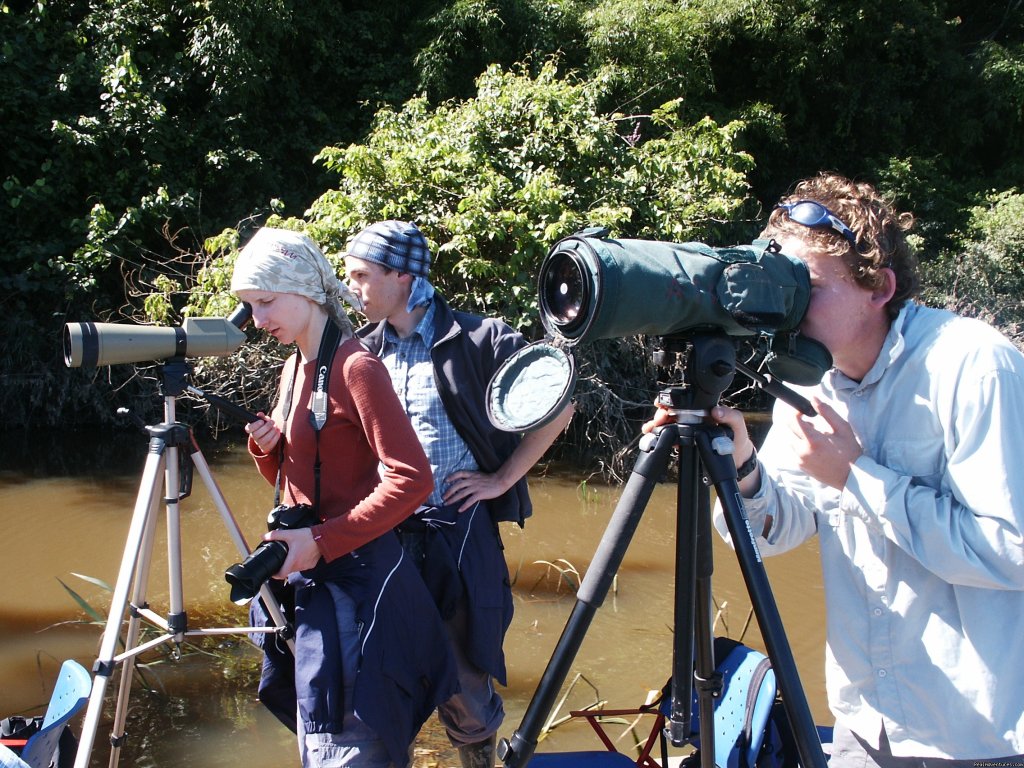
[227,302,252,329]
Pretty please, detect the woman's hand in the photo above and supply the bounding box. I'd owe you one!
[266,528,321,578]
[245,413,281,455]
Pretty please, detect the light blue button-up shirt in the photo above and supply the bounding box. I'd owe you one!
[380,300,477,507]
[718,302,1024,758]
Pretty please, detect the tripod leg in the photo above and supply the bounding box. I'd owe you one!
[667,431,699,746]
[188,440,295,649]
[693,507,718,768]
[666,430,719,768]
[498,425,678,768]
[697,428,828,768]
[74,445,168,768]
[106,486,164,768]
[163,440,186,644]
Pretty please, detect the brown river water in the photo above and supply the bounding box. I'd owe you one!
[0,427,828,767]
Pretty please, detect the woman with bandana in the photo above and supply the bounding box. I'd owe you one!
[230,227,457,768]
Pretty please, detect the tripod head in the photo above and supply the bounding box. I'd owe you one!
[654,333,816,420]
[143,356,261,425]
[653,334,737,416]
[157,357,193,398]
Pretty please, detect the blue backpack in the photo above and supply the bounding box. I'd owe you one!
[681,637,792,768]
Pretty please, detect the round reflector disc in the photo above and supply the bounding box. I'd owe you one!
[486,341,576,432]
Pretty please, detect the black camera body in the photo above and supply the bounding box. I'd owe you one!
[224,503,319,604]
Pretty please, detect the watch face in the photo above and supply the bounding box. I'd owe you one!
[486,341,576,433]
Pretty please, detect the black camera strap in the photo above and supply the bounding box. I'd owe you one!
[275,319,344,514]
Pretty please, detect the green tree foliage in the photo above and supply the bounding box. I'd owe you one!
[920,189,1024,347]
[579,0,719,111]
[407,0,1024,256]
[5,0,1024,474]
[414,0,590,100]
[580,0,1024,206]
[308,62,756,327]
[0,0,434,427]
[192,61,756,472]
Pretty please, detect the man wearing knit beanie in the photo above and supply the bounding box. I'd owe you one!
[344,220,573,768]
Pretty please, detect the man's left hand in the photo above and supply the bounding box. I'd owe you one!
[443,470,509,512]
[785,398,863,490]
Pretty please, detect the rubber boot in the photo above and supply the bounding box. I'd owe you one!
[457,735,497,768]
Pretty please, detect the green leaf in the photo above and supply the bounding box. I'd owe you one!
[58,577,107,622]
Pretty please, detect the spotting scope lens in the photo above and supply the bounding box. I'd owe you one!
[540,250,588,331]
[538,240,606,343]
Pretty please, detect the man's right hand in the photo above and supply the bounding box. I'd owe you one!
[709,406,754,461]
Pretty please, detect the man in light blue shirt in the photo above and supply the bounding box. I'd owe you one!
[703,173,1024,767]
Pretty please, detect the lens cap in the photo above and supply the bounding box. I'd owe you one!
[486,341,576,432]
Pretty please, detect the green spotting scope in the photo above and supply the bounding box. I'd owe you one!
[486,229,833,433]
[540,229,811,343]
[536,228,832,386]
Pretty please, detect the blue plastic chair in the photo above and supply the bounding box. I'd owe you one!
[528,642,778,768]
[0,660,91,768]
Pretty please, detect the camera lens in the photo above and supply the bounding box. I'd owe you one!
[224,540,289,605]
[540,250,591,334]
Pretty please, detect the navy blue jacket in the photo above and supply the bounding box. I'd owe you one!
[399,500,514,684]
[358,293,532,526]
[251,533,457,768]
[358,294,528,682]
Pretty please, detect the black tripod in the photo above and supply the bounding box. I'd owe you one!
[73,359,294,768]
[498,335,828,768]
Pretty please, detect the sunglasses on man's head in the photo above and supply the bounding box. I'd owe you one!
[776,200,858,249]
